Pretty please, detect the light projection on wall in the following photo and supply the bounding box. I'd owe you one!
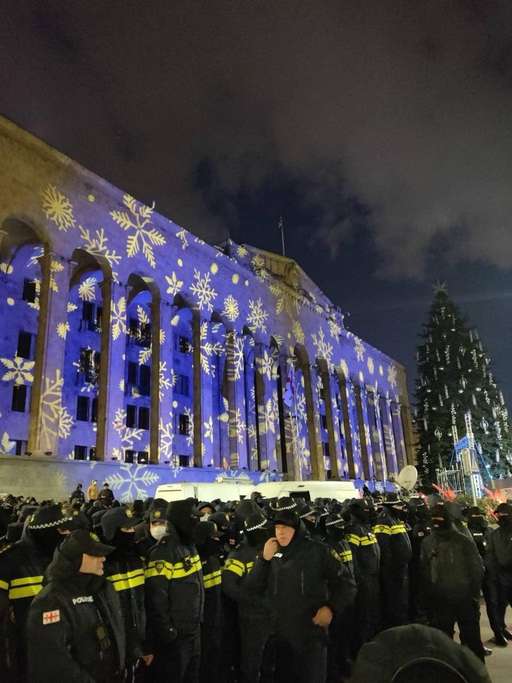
[0,171,408,486]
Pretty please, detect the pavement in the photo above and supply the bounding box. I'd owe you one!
[480,605,511,683]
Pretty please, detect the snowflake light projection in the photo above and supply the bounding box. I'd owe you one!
[199,322,224,377]
[204,416,214,443]
[354,337,365,362]
[106,464,160,502]
[165,272,184,296]
[312,327,334,370]
[159,361,176,401]
[184,406,194,447]
[226,333,244,382]
[292,320,305,344]
[367,357,375,374]
[1,356,35,384]
[237,244,248,258]
[256,348,276,382]
[40,370,74,450]
[111,297,127,340]
[41,185,75,231]
[328,318,342,339]
[229,408,247,444]
[269,281,302,318]
[78,276,97,302]
[159,417,174,461]
[56,322,70,339]
[110,194,166,268]
[247,298,269,334]
[112,408,144,450]
[190,269,218,312]
[78,226,121,281]
[222,294,240,322]
[176,228,189,250]
[387,364,398,388]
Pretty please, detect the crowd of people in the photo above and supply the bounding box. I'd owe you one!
[0,479,509,683]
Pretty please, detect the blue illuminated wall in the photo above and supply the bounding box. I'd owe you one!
[0,116,413,488]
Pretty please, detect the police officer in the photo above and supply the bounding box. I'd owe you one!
[0,503,74,682]
[223,511,273,683]
[487,502,512,646]
[407,496,431,622]
[26,528,125,682]
[101,506,153,681]
[420,502,486,661]
[466,505,501,649]
[247,497,356,683]
[195,520,223,683]
[373,492,412,628]
[345,498,381,654]
[324,513,357,682]
[145,498,204,682]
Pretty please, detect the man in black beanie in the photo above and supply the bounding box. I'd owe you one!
[487,502,512,646]
[145,498,204,682]
[246,497,356,683]
[420,502,486,661]
[26,529,125,682]
[223,511,273,683]
[0,503,74,682]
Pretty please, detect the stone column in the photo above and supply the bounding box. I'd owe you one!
[276,355,299,480]
[391,401,407,470]
[226,330,248,468]
[254,343,278,471]
[321,369,342,479]
[157,299,175,463]
[28,250,72,456]
[96,278,128,461]
[244,348,259,471]
[192,314,214,467]
[354,384,374,480]
[380,396,398,476]
[304,363,325,481]
[367,391,386,481]
[337,378,355,478]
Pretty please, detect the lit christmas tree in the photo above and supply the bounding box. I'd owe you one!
[416,284,512,483]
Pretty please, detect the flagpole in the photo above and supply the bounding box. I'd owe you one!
[278,216,285,256]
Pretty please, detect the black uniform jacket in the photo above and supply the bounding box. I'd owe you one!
[373,509,412,573]
[26,548,125,683]
[487,525,512,585]
[105,544,147,660]
[223,538,271,620]
[145,525,204,646]
[246,525,356,643]
[420,526,484,603]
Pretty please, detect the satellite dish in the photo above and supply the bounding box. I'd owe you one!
[397,465,418,491]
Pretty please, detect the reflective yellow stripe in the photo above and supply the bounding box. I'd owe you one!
[146,557,201,581]
[389,524,407,535]
[340,550,353,563]
[9,584,42,600]
[107,568,145,583]
[373,525,391,535]
[360,536,378,546]
[0,579,9,591]
[224,559,244,577]
[11,575,44,587]
[346,534,361,546]
[108,570,145,591]
[246,561,254,573]
[203,570,222,589]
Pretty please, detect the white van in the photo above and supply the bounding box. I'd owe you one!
[154,479,358,504]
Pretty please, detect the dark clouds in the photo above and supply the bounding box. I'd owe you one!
[2,1,512,280]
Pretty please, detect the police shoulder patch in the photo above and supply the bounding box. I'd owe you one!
[155,561,165,574]
[42,610,60,625]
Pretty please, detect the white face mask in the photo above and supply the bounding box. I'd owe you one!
[150,524,167,541]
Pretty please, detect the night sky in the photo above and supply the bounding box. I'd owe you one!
[1,1,512,405]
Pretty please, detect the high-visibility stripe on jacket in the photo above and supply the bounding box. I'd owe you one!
[203,569,222,589]
[107,567,145,592]
[145,554,202,581]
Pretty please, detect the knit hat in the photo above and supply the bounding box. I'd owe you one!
[27,504,75,530]
[167,498,199,541]
[101,506,142,541]
[60,529,115,560]
[272,497,299,529]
